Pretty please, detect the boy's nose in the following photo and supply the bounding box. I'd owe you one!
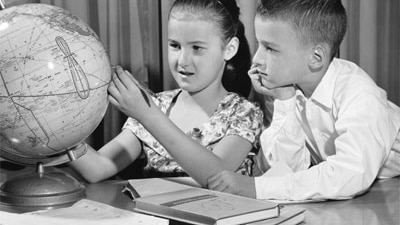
[252,48,263,66]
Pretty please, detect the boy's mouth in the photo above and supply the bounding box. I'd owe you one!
[253,67,268,77]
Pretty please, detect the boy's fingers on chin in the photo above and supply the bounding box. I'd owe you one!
[250,64,258,70]
[251,80,264,90]
[248,74,260,84]
[248,69,258,77]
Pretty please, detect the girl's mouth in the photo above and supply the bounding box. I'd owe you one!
[179,71,194,76]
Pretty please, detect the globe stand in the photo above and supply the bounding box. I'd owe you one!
[0,150,86,212]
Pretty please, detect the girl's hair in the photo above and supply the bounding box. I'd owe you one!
[169,0,252,97]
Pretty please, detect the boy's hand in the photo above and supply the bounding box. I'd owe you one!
[248,66,296,100]
[207,170,256,198]
[108,66,155,121]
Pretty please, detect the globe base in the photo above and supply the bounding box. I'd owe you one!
[0,163,85,212]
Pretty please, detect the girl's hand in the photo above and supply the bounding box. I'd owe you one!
[248,66,296,100]
[108,66,156,121]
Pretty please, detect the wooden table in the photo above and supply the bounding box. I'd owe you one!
[295,178,400,225]
[71,177,400,225]
[1,162,399,225]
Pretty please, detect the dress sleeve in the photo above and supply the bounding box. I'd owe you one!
[122,117,149,140]
[225,100,264,147]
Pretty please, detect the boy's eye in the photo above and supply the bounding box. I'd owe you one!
[263,44,278,53]
[258,40,278,53]
[169,42,180,50]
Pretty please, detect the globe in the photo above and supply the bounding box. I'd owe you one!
[0,3,111,166]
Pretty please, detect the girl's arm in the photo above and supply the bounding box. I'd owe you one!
[68,129,142,183]
[212,135,252,172]
[108,67,243,187]
[138,109,226,186]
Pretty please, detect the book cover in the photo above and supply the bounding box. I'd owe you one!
[132,186,279,225]
[125,178,196,198]
[247,206,305,225]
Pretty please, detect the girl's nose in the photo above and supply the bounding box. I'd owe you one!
[178,50,190,68]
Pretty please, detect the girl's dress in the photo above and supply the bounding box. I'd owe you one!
[123,89,263,177]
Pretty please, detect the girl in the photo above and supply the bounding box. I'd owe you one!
[70,0,263,184]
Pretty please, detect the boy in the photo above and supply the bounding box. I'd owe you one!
[207,0,400,200]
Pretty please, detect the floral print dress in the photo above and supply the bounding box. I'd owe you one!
[123,89,263,177]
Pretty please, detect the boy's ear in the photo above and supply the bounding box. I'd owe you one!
[224,37,239,61]
[308,44,328,70]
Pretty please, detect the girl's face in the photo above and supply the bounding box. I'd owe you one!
[252,16,310,89]
[168,17,227,94]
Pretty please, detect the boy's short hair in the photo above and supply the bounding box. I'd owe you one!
[257,0,347,60]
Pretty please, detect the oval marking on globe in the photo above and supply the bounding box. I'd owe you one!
[55,36,90,99]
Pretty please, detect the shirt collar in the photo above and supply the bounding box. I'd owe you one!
[308,58,340,109]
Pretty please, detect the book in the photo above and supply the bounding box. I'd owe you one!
[0,199,168,225]
[247,206,305,225]
[126,178,279,225]
[124,177,197,198]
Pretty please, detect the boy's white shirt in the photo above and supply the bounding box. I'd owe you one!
[255,58,400,201]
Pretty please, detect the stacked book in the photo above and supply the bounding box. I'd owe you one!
[124,178,305,225]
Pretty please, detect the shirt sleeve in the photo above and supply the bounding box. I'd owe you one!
[256,88,395,201]
[260,95,310,172]
[255,95,310,200]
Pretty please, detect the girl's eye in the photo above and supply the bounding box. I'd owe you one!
[193,45,204,52]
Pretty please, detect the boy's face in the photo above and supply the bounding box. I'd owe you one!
[167,17,227,93]
[252,16,310,90]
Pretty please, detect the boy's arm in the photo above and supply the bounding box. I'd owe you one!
[248,66,310,171]
[259,94,311,172]
[211,85,396,201]
[207,93,310,198]
[255,89,395,201]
